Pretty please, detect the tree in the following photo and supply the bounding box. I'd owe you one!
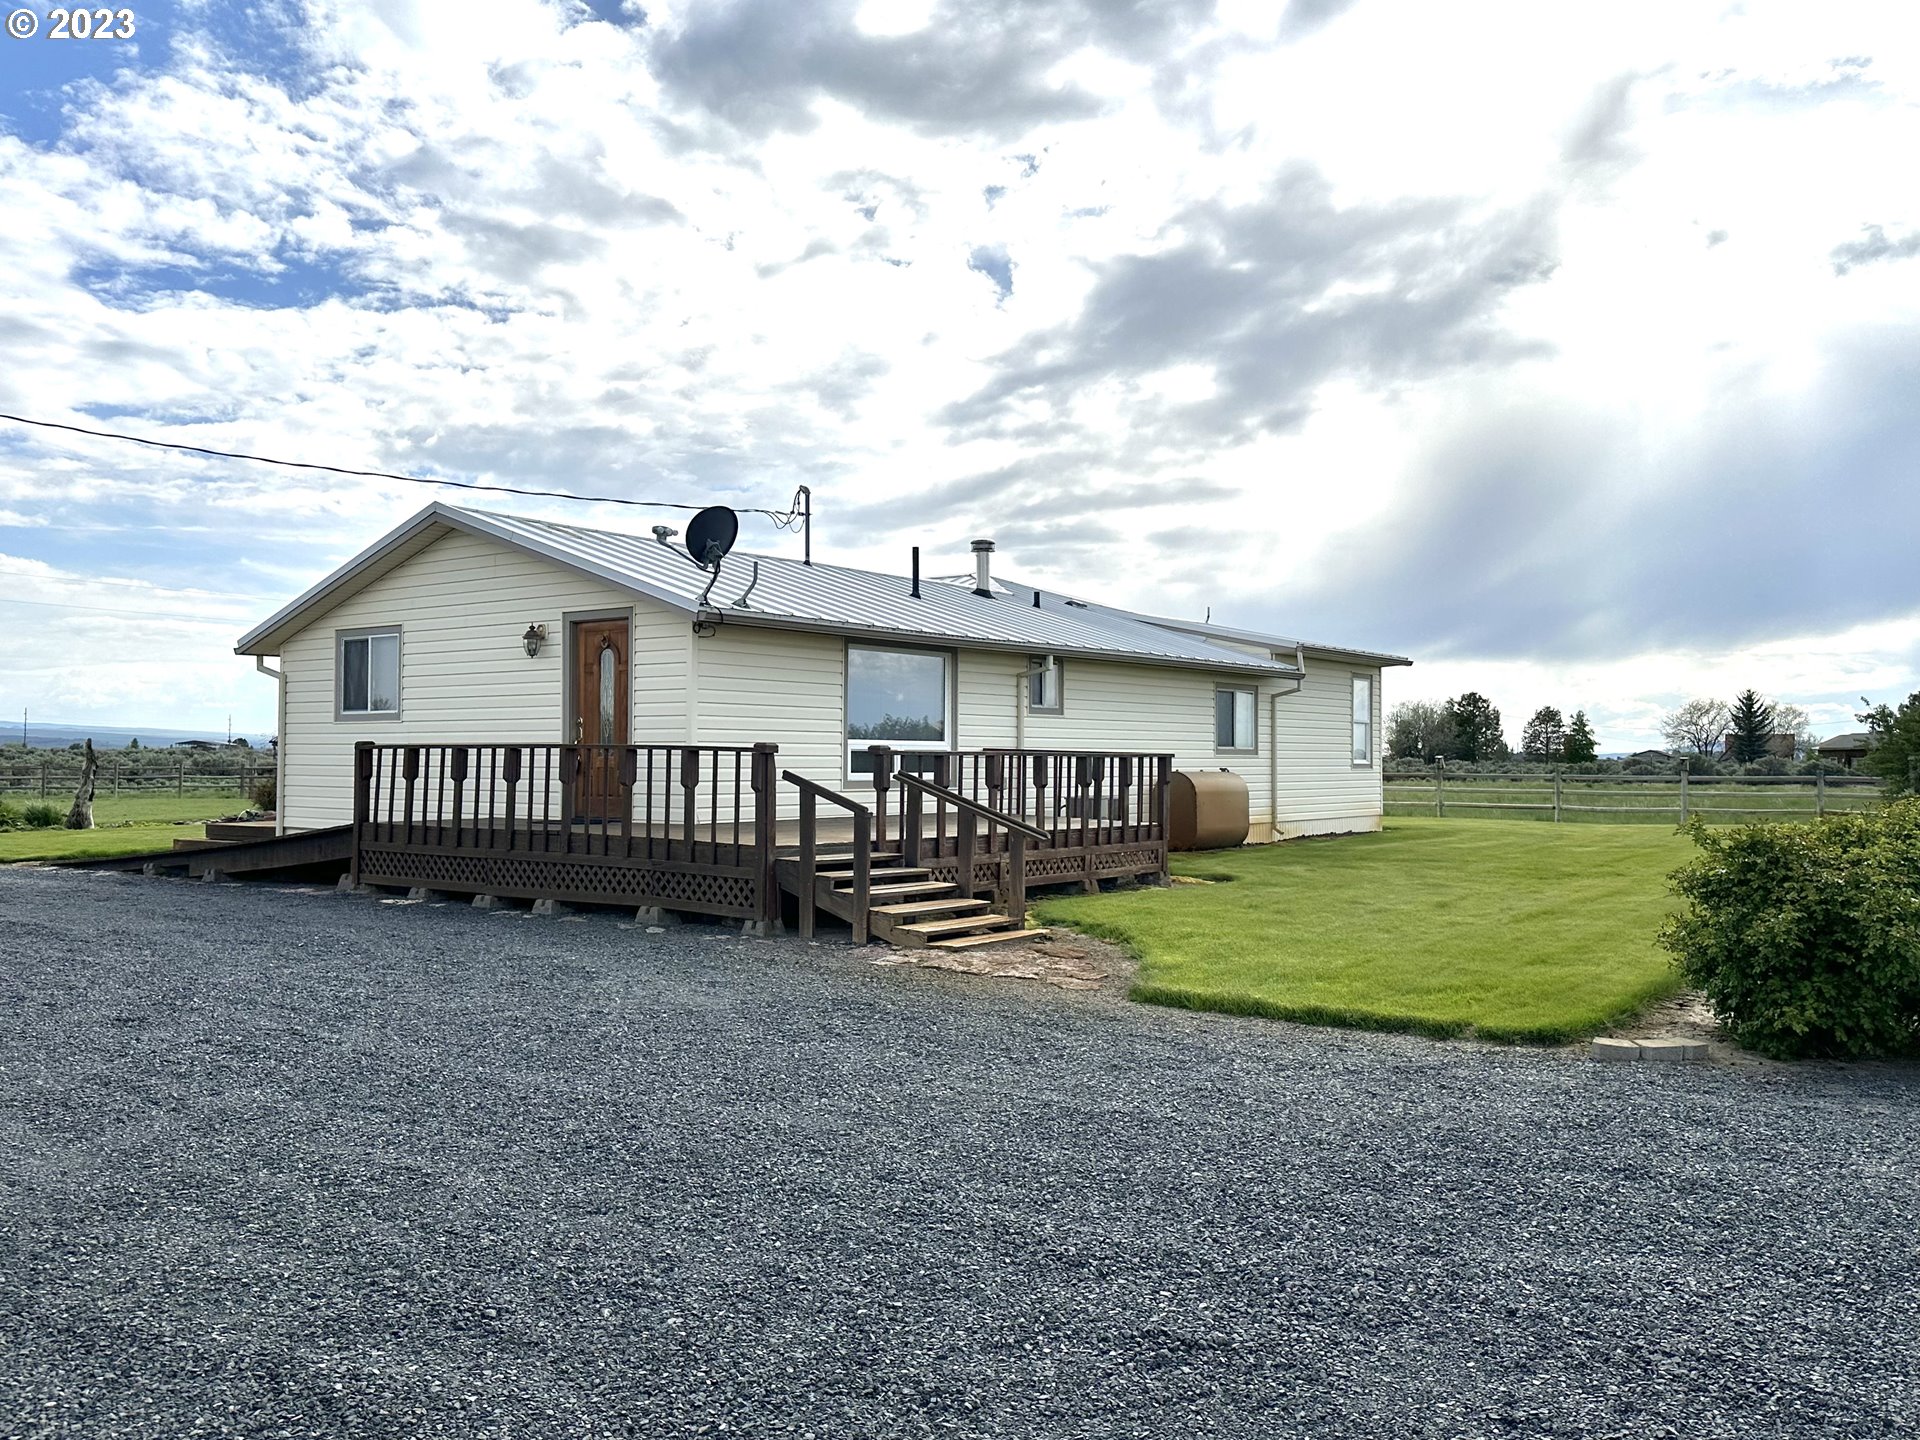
[1772,703,1816,760]
[127,737,140,750]
[1563,710,1598,764]
[1727,689,1777,764]
[1660,698,1730,756]
[1386,700,1453,762]
[1859,691,1920,798]
[1445,692,1505,762]
[1521,706,1566,762]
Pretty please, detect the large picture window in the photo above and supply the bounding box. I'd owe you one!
[338,628,400,717]
[1352,674,1374,764]
[1215,686,1255,751]
[847,644,950,776]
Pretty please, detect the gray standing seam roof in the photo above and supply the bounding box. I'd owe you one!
[457,506,1300,675]
[237,502,1407,677]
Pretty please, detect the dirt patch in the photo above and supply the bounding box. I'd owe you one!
[1596,989,1783,1067]
[869,930,1138,997]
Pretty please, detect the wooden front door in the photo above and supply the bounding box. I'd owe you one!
[571,618,630,820]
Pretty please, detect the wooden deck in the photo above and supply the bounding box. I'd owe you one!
[346,741,1173,938]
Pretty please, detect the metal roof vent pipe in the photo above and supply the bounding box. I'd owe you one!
[971,538,995,597]
[911,546,921,599]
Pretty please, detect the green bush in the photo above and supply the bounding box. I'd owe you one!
[1660,799,1920,1058]
[20,801,63,829]
[0,798,18,830]
[250,775,276,812]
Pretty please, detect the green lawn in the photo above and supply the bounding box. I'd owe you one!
[1035,817,1695,1044]
[0,793,251,863]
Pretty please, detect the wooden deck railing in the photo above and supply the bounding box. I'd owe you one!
[894,771,1047,925]
[783,771,873,943]
[351,741,779,924]
[866,747,1172,849]
[866,746,1173,894]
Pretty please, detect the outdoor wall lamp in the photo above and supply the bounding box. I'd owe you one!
[522,623,548,657]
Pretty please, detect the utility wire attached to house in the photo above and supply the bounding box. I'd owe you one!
[0,412,809,524]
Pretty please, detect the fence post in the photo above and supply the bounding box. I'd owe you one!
[1435,769,1445,818]
[1816,770,1825,817]
[1679,769,1689,824]
[40,760,48,798]
[176,759,185,797]
[1553,773,1562,823]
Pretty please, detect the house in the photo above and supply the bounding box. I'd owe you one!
[1816,732,1874,770]
[232,502,1408,939]
[1625,749,1673,765]
[1718,732,1798,762]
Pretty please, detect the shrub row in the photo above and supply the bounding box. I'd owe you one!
[0,799,64,830]
[1661,798,1920,1059]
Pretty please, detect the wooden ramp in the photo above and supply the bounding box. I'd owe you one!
[56,825,353,881]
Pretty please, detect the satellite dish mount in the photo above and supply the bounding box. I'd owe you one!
[681,505,755,610]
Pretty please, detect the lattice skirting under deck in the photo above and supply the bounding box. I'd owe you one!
[358,847,758,918]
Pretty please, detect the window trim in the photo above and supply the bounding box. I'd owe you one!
[1351,671,1375,768]
[843,639,957,784]
[334,625,403,721]
[1026,657,1064,716]
[1214,683,1258,754]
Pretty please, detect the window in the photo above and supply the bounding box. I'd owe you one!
[846,644,950,776]
[1352,674,1374,764]
[1215,686,1255,751]
[1027,658,1063,714]
[338,629,400,717]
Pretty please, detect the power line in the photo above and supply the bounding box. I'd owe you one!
[0,412,811,526]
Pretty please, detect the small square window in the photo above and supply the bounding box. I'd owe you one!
[1027,659,1063,714]
[339,629,400,717]
[1215,687,1255,750]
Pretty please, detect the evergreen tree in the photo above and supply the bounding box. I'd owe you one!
[1444,692,1505,762]
[1727,689,1776,763]
[1563,710,1598,764]
[1521,706,1566,762]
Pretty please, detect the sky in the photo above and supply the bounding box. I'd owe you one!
[0,0,1915,751]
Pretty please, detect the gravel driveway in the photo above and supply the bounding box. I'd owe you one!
[3,866,1916,1439]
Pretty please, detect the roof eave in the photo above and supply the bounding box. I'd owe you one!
[699,608,1302,677]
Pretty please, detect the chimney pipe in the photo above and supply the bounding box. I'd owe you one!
[911,546,921,599]
[971,538,995,597]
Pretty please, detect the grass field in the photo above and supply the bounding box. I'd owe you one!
[1035,817,1694,1044]
[1385,774,1883,825]
[0,793,251,863]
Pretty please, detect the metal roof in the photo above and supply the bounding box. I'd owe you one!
[237,502,1399,677]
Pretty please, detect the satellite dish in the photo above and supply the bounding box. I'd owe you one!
[685,506,739,568]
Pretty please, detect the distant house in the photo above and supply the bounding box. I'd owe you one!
[1625,749,1672,765]
[1816,732,1874,770]
[1719,732,1797,762]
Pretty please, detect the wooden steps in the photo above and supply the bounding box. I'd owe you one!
[778,847,1048,951]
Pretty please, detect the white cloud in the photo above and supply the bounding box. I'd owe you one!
[0,0,1913,735]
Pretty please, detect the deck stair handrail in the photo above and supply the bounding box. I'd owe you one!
[892,771,1046,925]
[781,770,875,942]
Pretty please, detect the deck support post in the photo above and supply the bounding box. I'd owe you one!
[350,741,373,888]
[797,791,818,940]
[1007,832,1028,926]
[957,809,977,902]
[750,742,780,934]
[902,784,923,868]
[851,809,872,944]
[1154,754,1172,884]
[868,746,893,850]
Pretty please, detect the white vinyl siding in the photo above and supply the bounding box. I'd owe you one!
[278,530,686,829]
